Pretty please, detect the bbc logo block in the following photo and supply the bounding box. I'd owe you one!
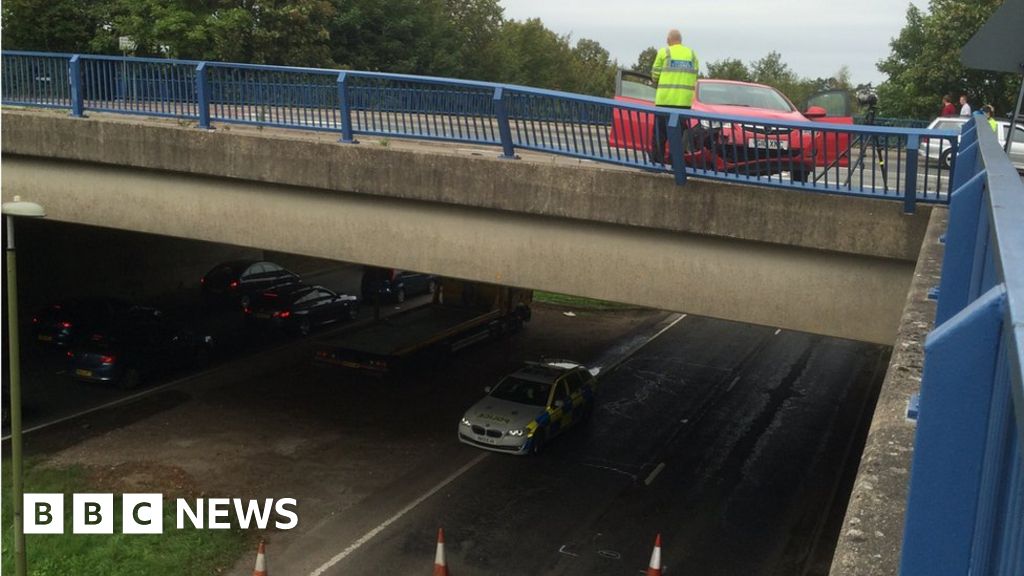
[23,493,296,534]
[25,493,163,535]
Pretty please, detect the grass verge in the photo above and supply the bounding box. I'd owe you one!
[533,291,640,311]
[2,458,250,576]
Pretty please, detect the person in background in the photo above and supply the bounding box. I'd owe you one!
[940,94,957,116]
[650,29,699,165]
[959,94,972,116]
[982,105,998,133]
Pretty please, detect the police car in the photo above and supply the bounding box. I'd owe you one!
[458,359,596,455]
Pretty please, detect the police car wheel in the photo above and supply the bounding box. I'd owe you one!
[119,369,141,390]
[530,431,547,455]
[580,403,594,424]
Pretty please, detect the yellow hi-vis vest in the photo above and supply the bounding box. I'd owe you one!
[652,44,698,107]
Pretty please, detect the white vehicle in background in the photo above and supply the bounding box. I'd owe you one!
[921,115,1024,172]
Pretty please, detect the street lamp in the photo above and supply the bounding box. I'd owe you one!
[3,196,45,576]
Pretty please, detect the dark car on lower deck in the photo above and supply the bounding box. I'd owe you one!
[201,260,300,307]
[66,307,214,389]
[245,283,359,335]
[31,297,132,348]
[360,267,436,304]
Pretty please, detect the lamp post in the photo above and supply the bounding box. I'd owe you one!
[3,196,46,576]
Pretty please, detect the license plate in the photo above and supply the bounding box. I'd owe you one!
[747,138,789,150]
[255,312,271,319]
[37,334,53,342]
[478,436,497,445]
[75,368,93,377]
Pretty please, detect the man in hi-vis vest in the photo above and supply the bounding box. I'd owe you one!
[650,29,699,164]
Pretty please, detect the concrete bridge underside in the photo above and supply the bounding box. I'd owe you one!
[1,111,935,345]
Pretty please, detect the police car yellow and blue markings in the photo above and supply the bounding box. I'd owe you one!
[523,380,594,449]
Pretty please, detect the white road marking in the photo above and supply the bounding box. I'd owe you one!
[579,461,638,481]
[1,369,216,442]
[724,375,742,395]
[644,462,666,486]
[558,545,580,558]
[774,328,782,336]
[308,452,489,576]
[587,312,686,380]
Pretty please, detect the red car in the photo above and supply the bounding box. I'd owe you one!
[610,71,853,181]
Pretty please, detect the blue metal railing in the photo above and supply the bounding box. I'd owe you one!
[900,115,1024,574]
[2,51,960,210]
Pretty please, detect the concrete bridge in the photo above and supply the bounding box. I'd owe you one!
[1,110,934,345]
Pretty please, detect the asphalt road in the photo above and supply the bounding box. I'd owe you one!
[307,315,889,576]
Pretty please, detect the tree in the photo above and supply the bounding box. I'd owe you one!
[750,51,797,87]
[705,58,751,81]
[1,0,99,52]
[632,47,657,74]
[494,18,573,90]
[328,0,452,74]
[439,0,507,80]
[569,38,617,96]
[877,0,1017,119]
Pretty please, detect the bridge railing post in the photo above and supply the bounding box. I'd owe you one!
[935,171,987,325]
[493,87,517,159]
[336,71,357,144]
[951,120,979,191]
[69,55,84,117]
[899,285,1006,576]
[902,134,920,213]
[667,113,687,185]
[196,62,211,129]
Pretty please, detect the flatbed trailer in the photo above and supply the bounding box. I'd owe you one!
[313,279,531,375]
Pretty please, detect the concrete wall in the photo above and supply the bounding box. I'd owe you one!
[828,206,947,576]
[1,110,934,344]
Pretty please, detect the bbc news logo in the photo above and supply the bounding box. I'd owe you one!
[24,494,298,534]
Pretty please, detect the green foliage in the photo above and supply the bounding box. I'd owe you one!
[702,50,854,110]
[877,0,1018,120]
[1,0,619,96]
[1,460,249,576]
[632,47,658,74]
[1,0,99,52]
[534,291,638,310]
[705,58,751,81]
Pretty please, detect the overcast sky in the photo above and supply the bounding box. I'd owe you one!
[498,0,930,85]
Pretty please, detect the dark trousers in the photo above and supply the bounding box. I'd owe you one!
[651,105,691,165]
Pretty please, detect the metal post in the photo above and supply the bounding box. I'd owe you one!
[69,55,83,117]
[493,87,517,159]
[667,113,687,185]
[952,141,979,192]
[196,62,211,129]
[903,134,920,214]
[336,72,357,144]
[1004,71,1024,155]
[6,216,27,576]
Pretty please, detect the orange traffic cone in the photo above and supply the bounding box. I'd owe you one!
[433,528,449,576]
[252,540,268,576]
[646,533,662,576]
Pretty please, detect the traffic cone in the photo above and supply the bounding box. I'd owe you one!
[252,540,268,576]
[646,533,662,576]
[433,528,449,576]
